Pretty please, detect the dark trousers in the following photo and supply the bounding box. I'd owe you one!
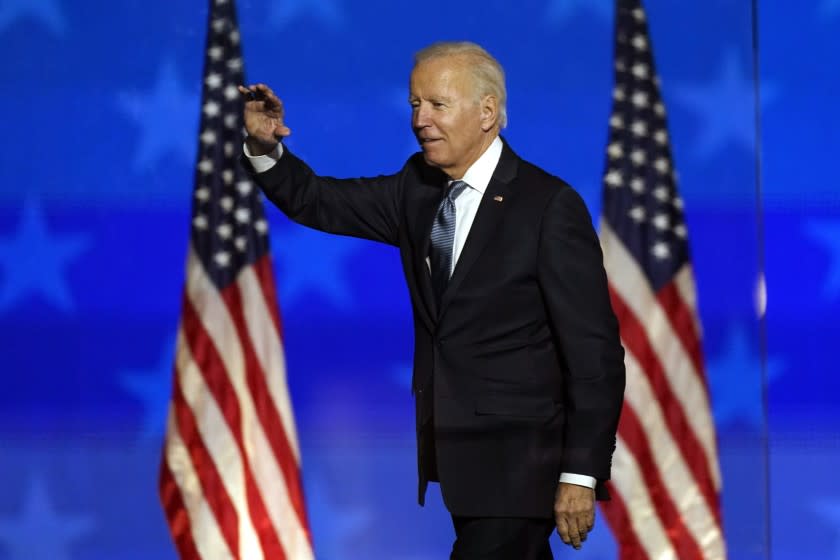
[449,516,555,560]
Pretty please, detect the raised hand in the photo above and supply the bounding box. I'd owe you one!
[238,83,292,155]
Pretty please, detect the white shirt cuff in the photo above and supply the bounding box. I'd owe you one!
[243,141,283,173]
[559,473,597,489]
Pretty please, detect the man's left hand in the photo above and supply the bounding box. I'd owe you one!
[553,482,595,549]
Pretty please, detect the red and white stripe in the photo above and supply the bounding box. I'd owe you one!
[599,222,726,560]
[160,248,314,560]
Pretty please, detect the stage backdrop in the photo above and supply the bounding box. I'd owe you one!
[0,0,837,558]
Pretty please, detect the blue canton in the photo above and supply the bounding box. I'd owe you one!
[601,5,688,292]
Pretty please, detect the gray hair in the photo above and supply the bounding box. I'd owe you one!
[414,41,508,129]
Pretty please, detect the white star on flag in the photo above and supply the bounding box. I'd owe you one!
[651,241,670,259]
[605,170,624,187]
[205,73,222,88]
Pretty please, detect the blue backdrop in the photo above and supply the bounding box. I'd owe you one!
[1,0,838,558]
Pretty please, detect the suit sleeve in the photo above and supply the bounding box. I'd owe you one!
[537,185,626,483]
[242,146,403,247]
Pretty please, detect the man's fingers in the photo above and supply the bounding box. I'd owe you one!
[239,84,282,110]
[239,86,269,108]
[556,513,590,548]
[567,516,582,549]
[255,83,280,104]
[556,516,570,544]
[558,514,591,549]
[238,86,263,105]
[553,483,596,548]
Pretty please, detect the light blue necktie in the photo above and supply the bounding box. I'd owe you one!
[429,180,469,305]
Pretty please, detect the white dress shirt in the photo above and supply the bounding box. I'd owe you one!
[435,136,503,275]
[245,138,596,490]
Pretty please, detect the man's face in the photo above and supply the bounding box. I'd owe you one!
[409,56,489,179]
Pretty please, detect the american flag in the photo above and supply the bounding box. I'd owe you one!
[598,1,727,558]
[158,1,314,558]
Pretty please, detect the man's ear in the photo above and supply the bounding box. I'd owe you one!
[479,95,498,132]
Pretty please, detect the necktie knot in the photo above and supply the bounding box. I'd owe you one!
[446,180,469,203]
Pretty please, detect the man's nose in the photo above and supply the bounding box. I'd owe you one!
[412,105,429,129]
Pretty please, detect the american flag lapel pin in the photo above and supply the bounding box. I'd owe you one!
[493,195,504,202]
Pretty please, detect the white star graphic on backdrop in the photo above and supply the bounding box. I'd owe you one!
[0,199,90,312]
[544,0,612,24]
[0,477,95,560]
[271,225,363,309]
[822,0,840,18]
[707,324,784,428]
[815,500,840,560]
[120,339,175,440]
[0,0,65,35]
[118,61,199,171]
[304,474,370,560]
[673,50,778,159]
[805,220,840,300]
[270,0,342,29]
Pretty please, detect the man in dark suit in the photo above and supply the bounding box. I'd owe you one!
[238,41,625,558]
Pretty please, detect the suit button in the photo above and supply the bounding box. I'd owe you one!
[438,338,447,345]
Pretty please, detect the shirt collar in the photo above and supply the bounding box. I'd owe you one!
[451,136,503,195]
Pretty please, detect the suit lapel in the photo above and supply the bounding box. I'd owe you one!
[405,159,447,329]
[438,143,519,319]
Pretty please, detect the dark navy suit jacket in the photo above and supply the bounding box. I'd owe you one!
[244,140,625,518]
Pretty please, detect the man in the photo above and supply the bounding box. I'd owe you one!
[239,42,625,558]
